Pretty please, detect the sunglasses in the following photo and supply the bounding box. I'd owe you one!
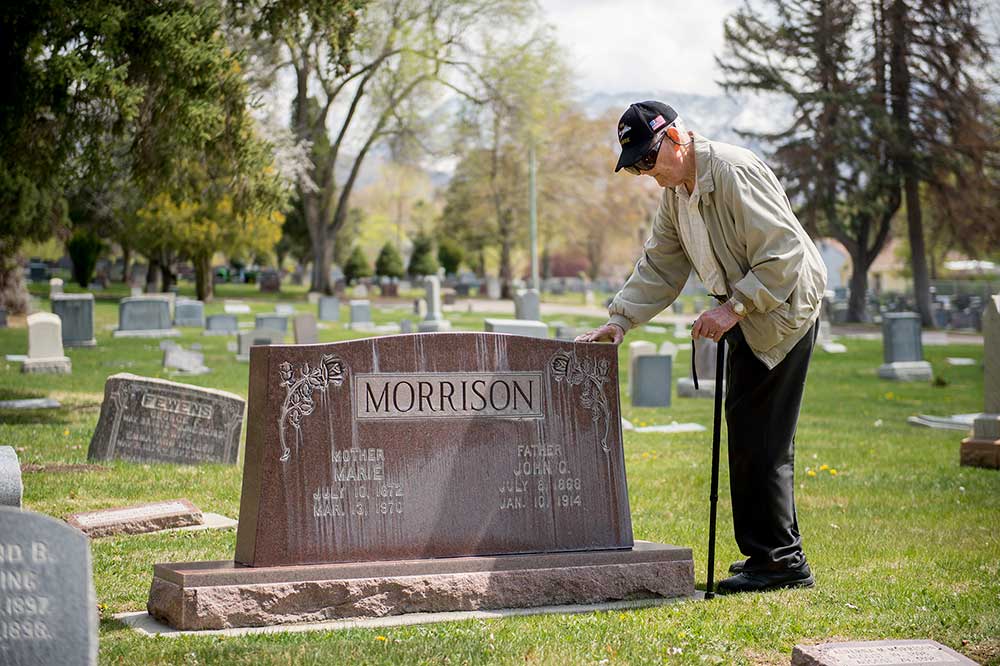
[624,131,666,175]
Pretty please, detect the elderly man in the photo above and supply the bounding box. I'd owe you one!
[576,101,827,594]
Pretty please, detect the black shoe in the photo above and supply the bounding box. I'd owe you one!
[728,559,748,574]
[715,565,814,595]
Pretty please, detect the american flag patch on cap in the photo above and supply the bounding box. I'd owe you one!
[649,115,667,130]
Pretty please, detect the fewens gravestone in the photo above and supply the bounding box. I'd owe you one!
[0,507,98,666]
[88,374,244,465]
[148,332,693,630]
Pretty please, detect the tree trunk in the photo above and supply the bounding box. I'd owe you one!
[159,259,175,293]
[498,210,513,299]
[121,244,132,284]
[847,246,871,323]
[0,253,29,315]
[146,257,161,292]
[904,176,933,326]
[194,253,214,302]
[310,232,333,294]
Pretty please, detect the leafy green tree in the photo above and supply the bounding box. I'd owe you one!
[66,230,105,288]
[247,0,534,294]
[343,245,372,284]
[407,233,438,277]
[437,237,464,276]
[375,243,405,279]
[0,1,291,311]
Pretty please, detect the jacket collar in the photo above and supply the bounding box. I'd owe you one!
[692,132,715,195]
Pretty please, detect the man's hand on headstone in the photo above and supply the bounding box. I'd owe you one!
[574,322,625,345]
[692,305,741,343]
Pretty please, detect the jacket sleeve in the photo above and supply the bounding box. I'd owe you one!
[608,192,692,331]
[722,162,806,314]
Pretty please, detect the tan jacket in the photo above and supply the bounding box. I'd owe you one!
[609,134,827,369]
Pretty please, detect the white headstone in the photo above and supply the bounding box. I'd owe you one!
[49,277,63,295]
[418,276,452,332]
[23,312,71,374]
[0,446,23,507]
[483,318,548,338]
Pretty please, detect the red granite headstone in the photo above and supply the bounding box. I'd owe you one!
[235,332,632,567]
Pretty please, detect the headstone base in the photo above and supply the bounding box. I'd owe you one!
[877,360,933,381]
[114,328,181,338]
[65,337,97,347]
[21,356,72,374]
[147,541,693,631]
[676,378,724,399]
[417,319,452,332]
[960,437,1000,469]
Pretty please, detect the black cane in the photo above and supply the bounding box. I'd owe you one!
[704,337,726,600]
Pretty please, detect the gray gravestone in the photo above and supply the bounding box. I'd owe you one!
[514,289,541,321]
[0,306,7,328]
[275,304,295,316]
[632,355,672,408]
[237,328,286,361]
[628,341,656,400]
[0,506,98,666]
[878,312,932,381]
[114,296,179,338]
[293,313,319,344]
[399,319,413,334]
[255,314,288,333]
[553,323,577,340]
[318,296,340,322]
[961,294,1000,468]
[163,346,209,375]
[486,276,502,300]
[792,639,977,666]
[22,312,71,374]
[677,337,724,398]
[484,318,549,338]
[418,276,452,332]
[349,300,373,330]
[0,446,23,507]
[205,314,238,336]
[51,293,96,347]
[88,373,244,465]
[174,300,205,328]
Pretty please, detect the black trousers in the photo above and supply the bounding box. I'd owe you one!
[723,321,817,572]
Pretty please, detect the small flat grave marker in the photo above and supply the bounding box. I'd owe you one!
[163,346,209,375]
[66,499,203,538]
[224,301,252,315]
[0,506,98,665]
[483,318,549,338]
[88,374,244,465]
[792,639,977,666]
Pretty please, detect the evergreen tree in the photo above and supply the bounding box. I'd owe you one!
[718,0,900,322]
[343,245,372,284]
[407,233,438,276]
[437,236,464,276]
[375,242,405,279]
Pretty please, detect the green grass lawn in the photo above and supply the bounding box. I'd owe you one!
[1,291,997,665]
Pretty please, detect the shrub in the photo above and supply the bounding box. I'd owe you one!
[66,230,104,288]
[437,236,464,275]
[343,245,373,284]
[407,233,438,276]
[375,243,405,279]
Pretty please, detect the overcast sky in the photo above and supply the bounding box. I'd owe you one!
[538,0,743,96]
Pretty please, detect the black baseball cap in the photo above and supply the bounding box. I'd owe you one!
[614,101,678,172]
